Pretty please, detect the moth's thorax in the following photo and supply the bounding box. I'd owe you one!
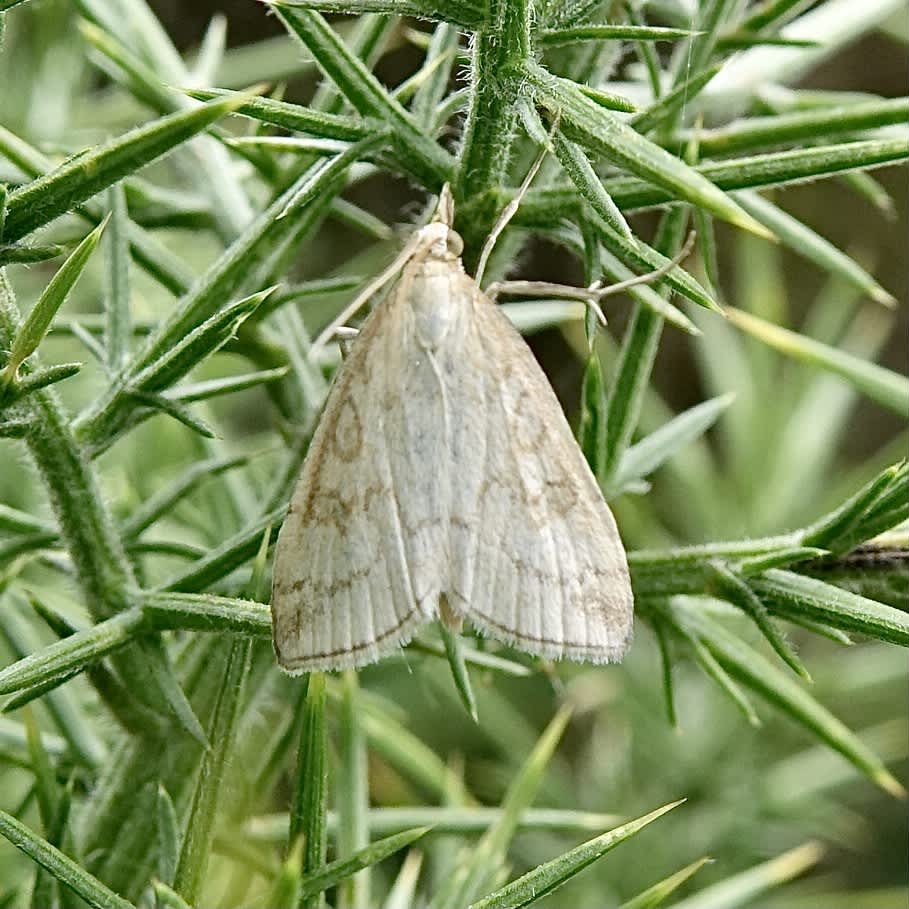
[407,233,469,351]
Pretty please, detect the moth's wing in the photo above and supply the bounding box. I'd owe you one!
[444,281,634,663]
[271,291,446,673]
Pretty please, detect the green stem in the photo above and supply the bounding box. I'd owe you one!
[0,274,191,728]
[173,637,252,905]
[0,271,211,901]
[292,673,328,909]
[337,671,370,909]
[79,637,233,899]
[455,0,531,266]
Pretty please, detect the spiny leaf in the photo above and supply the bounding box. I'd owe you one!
[751,569,909,647]
[669,842,825,909]
[130,287,276,395]
[274,5,455,184]
[726,307,908,414]
[672,96,909,156]
[0,218,107,392]
[164,366,290,403]
[674,600,905,796]
[731,190,895,306]
[156,784,180,888]
[173,637,251,904]
[620,856,712,909]
[551,133,634,241]
[803,461,907,553]
[439,619,479,722]
[299,826,432,902]
[613,394,735,493]
[467,802,685,909]
[0,811,136,909]
[539,25,698,45]
[708,561,811,680]
[120,452,252,538]
[0,243,66,265]
[524,63,773,239]
[431,707,573,908]
[3,92,258,243]
[272,0,485,29]
[7,363,82,401]
[0,608,146,697]
[291,672,328,908]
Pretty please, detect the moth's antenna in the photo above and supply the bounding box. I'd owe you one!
[474,119,557,287]
[434,183,456,228]
[311,184,461,360]
[309,232,424,360]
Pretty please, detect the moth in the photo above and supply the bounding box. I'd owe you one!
[271,187,633,673]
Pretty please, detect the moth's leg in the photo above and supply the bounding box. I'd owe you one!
[484,232,697,327]
[333,326,360,360]
[484,281,611,328]
[474,125,555,286]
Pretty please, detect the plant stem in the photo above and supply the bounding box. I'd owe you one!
[455,0,531,266]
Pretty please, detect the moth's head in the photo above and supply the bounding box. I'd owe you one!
[418,221,464,261]
[420,184,464,259]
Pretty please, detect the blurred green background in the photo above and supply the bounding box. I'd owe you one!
[0,2,906,907]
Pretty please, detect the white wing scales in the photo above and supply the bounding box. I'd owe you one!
[272,231,633,673]
[271,289,445,673]
[441,274,633,663]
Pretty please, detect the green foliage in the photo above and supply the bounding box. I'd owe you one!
[0,0,906,907]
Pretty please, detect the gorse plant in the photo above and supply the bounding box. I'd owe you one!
[0,0,906,906]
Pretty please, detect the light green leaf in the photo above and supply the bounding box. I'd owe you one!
[0,243,66,265]
[539,25,698,45]
[439,621,479,722]
[733,191,895,305]
[0,608,146,697]
[751,568,909,646]
[274,6,454,184]
[0,810,136,909]
[468,801,684,909]
[613,393,735,493]
[431,707,573,908]
[669,842,824,909]
[726,307,908,415]
[244,807,625,843]
[674,599,905,795]
[552,133,633,240]
[273,0,484,28]
[291,672,329,908]
[159,508,284,593]
[708,561,811,680]
[141,591,272,637]
[174,638,251,903]
[120,452,251,538]
[606,138,909,212]
[156,784,180,888]
[524,63,773,239]
[3,92,257,243]
[337,669,370,908]
[300,826,432,902]
[620,857,712,908]
[1,218,107,389]
[630,64,723,135]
